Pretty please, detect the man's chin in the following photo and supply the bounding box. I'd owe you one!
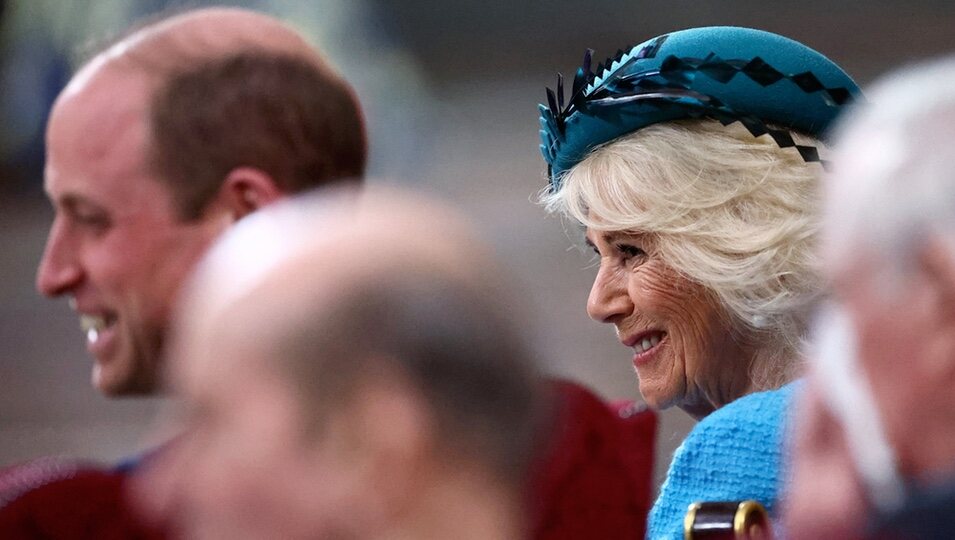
[92,359,160,396]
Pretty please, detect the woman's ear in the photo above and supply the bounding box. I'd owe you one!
[219,167,285,220]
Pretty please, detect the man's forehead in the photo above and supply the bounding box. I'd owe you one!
[54,61,151,122]
[51,67,149,163]
[46,70,154,195]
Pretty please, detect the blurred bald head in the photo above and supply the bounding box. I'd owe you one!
[154,186,538,539]
[182,184,495,328]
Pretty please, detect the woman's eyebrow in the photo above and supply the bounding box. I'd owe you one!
[600,231,628,244]
[606,230,647,244]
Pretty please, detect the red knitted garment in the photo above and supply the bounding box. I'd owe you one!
[0,458,166,539]
[528,380,657,540]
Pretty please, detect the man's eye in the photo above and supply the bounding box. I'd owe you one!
[74,212,110,229]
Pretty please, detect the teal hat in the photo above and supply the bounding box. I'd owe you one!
[539,26,862,188]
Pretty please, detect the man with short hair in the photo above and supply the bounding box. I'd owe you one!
[784,56,955,539]
[36,7,366,396]
[137,187,541,540]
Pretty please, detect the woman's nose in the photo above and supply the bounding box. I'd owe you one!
[587,263,632,323]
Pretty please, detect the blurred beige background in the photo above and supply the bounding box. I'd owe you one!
[2,0,955,488]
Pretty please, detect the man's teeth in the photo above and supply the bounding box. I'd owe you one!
[634,334,662,354]
[79,315,108,344]
[79,314,106,332]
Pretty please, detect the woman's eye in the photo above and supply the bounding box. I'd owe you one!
[617,244,645,259]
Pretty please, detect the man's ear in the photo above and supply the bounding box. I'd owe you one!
[219,167,285,220]
[916,236,955,378]
[919,236,955,324]
[322,371,432,520]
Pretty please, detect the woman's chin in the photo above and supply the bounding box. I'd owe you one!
[636,385,678,411]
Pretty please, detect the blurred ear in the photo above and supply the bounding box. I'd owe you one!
[916,236,955,376]
[319,369,432,521]
[218,167,285,220]
[919,237,955,320]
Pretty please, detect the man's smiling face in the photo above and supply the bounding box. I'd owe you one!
[36,65,225,395]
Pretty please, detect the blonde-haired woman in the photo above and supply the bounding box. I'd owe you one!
[537,27,860,538]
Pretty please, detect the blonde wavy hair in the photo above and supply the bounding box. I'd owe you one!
[541,118,824,390]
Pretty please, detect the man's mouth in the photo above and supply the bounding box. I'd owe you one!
[79,313,116,345]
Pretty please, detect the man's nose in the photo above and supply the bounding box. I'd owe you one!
[36,219,83,297]
[586,263,632,323]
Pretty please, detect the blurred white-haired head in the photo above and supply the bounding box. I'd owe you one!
[824,56,955,280]
[810,55,955,515]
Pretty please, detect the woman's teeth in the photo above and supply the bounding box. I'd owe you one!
[634,333,662,354]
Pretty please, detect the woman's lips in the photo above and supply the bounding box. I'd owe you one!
[624,331,667,367]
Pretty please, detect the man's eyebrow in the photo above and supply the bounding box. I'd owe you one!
[58,194,80,210]
[57,193,102,212]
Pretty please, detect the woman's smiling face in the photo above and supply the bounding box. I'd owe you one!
[584,227,753,417]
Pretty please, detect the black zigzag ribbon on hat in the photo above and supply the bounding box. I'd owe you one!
[585,86,830,170]
[543,36,855,172]
[546,36,669,135]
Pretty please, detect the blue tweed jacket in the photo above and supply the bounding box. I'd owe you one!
[646,381,799,540]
